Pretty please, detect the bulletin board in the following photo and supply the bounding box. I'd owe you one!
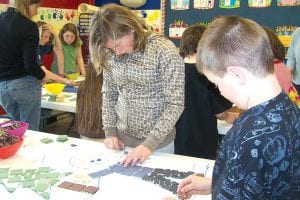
[164,0,300,46]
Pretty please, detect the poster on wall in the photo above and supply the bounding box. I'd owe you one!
[77,4,163,63]
[194,0,214,9]
[133,10,162,33]
[77,3,99,64]
[169,20,188,39]
[276,25,298,48]
[248,0,272,7]
[171,0,190,10]
[219,0,240,8]
[277,0,300,6]
[32,7,79,33]
[0,4,8,13]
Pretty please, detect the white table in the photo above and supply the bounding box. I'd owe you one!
[41,92,77,113]
[40,88,77,131]
[41,75,84,113]
[0,130,214,200]
[217,120,233,135]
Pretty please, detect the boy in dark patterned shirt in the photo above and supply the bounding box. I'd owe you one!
[177,16,300,199]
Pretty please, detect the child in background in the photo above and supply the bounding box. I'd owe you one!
[37,21,64,74]
[175,24,237,159]
[177,16,300,199]
[72,60,105,142]
[286,28,300,94]
[263,26,300,107]
[51,23,86,77]
[263,26,291,93]
[36,21,73,85]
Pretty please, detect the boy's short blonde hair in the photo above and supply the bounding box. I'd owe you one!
[196,16,274,78]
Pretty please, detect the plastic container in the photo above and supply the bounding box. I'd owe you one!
[0,137,23,159]
[0,120,29,137]
[44,83,65,95]
[66,73,80,80]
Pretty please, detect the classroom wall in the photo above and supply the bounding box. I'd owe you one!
[0,0,94,9]
[165,0,300,46]
[95,0,160,9]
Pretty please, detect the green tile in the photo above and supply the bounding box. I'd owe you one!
[25,169,36,173]
[47,172,59,179]
[49,178,59,185]
[22,180,35,188]
[7,176,21,183]
[0,168,9,173]
[6,187,16,193]
[41,192,50,199]
[40,138,53,144]
[10,169,23,175]
[37,167,50,173]
[0,172,9,178]
[33,183,49,192]
[35,173,48,179]
[56,135,68,142]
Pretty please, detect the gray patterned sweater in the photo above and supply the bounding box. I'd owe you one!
[102,34,184,152]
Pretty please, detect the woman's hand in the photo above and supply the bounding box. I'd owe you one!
[63,79,74,86]
[177,174,212,199]
[104,136,125,150]
[121,145,152,167]
[42,23,54,34]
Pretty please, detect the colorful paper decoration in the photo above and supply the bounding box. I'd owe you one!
[170,0,190,10]
[277,0,300,6]
[32,7,79,33]
[196,21,210,27]
[276,26,298,47]
[132,10,162,33]
[219,0,240,8]
[248,0,272,8]
[194,0,214,9]
[0,4,8,13]
[120,0,147,8]
[169,20,188,39]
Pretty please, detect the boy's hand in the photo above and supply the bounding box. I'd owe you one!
[177,175,212,199]
[121,145,151,167]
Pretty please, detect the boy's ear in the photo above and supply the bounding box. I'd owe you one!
[226,66,246,85]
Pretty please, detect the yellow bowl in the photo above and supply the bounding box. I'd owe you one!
[66,73,80,80]
[44,83,65,95]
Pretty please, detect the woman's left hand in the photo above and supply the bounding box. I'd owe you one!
[121,145,152,167]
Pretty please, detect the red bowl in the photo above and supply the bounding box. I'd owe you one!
[0,137,23,159]
[0,120,29,137]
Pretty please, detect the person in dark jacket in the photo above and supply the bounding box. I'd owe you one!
[175,24,237,159]
[0,0,69,130]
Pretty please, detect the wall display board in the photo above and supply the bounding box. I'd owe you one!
[77,2,163,63]
[0,3,7,13]
[77,4,99,64]
[164,0,300,46]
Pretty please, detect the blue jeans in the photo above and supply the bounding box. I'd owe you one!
[0,76,41,130]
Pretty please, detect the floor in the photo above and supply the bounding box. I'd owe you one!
[41,112,80,138]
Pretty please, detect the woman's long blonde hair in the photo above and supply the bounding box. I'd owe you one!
[89,3,148,74]
[73,60,104,138]
[9,0,41,19]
